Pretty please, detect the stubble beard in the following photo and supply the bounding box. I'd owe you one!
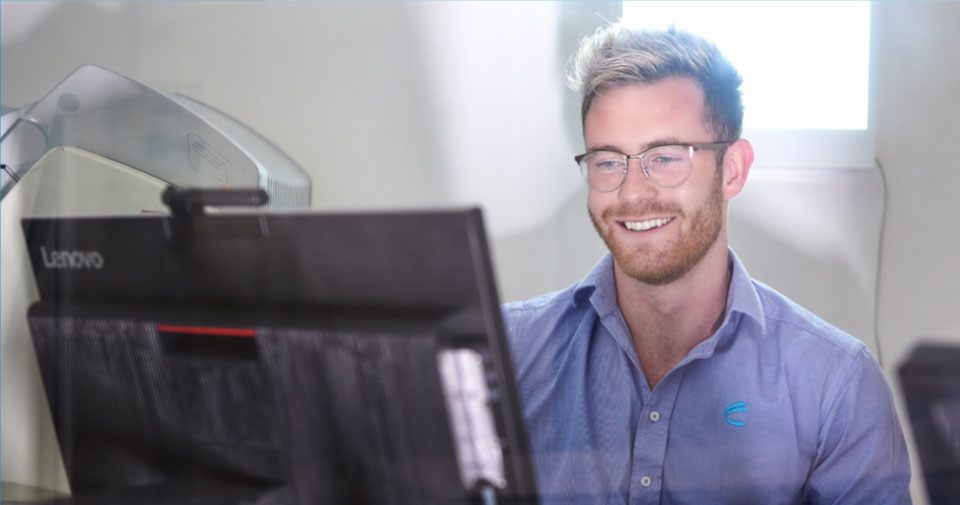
[589,169,725,286]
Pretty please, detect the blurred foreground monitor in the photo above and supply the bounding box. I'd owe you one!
[13,206,538,505]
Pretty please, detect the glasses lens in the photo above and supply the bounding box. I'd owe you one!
[642,146,693,188]
[581,151,626,192]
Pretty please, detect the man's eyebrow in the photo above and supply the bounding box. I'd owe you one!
[584,144,626,154]
[585,138,684,154]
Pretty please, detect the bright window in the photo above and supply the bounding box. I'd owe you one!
[622,1,874,168]
[622,1,871,130]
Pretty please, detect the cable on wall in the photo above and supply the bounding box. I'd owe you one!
[872,157,890,367]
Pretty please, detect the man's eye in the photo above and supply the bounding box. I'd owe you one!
[589,154,623,171]
[649,155,683,165]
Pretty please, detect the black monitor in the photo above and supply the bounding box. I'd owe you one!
[899,343,960,505]
[20,208,538,505]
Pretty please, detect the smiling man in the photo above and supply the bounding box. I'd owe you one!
[502,26,911,504]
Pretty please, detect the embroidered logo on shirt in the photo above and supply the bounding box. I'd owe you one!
[724,401,747,427]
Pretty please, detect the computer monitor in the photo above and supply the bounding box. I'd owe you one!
[899,343,960,505]
[21,208,538,504]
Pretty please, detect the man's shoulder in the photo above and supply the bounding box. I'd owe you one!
[750,278,867,360]
[744,285,911,504]
[502,285,579,316]
[501,281,589,334]
[499,280,598,373]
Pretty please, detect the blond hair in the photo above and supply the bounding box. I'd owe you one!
[569,25,744,141]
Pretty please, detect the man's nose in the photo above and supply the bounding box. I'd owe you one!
[617,158,659,202]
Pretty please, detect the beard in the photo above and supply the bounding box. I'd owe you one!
[589,169,724,286]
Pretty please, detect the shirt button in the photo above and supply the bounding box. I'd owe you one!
[649,411,661,422]
[640,476,652,487]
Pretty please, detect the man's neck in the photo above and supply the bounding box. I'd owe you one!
[614,240,732,390]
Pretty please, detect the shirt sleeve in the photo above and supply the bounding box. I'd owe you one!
[804,347,912,505]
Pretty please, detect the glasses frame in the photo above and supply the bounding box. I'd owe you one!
[574,141,733,192]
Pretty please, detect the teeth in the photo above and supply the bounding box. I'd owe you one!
[624,218,672,231]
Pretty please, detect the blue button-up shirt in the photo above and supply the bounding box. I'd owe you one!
[502,250,911,505]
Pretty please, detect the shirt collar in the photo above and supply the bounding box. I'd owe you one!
[571,253,614,315]
[572,248,766,334]
[724,248,766,334]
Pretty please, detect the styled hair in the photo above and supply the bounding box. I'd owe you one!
[568,25,744,142]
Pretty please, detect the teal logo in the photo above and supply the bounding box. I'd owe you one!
[724,401,747,427]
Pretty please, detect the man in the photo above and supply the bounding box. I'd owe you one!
[502,25,911,504]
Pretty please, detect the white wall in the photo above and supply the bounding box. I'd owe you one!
[1,1,616,236]
[873,1,960,374]
[1,0,623,298]
[873,4,960,503]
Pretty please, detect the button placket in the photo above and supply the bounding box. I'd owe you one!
[630,371,686,503]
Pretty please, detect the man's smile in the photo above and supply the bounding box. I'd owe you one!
[621,217,675,232]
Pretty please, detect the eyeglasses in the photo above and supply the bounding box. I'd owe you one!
[574,142,733,192]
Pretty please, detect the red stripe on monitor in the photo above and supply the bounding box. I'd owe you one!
[156,324,256,338]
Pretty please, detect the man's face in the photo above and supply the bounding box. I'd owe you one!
[585,77,727,286]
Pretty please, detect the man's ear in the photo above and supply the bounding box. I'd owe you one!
[721,138,753,200]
